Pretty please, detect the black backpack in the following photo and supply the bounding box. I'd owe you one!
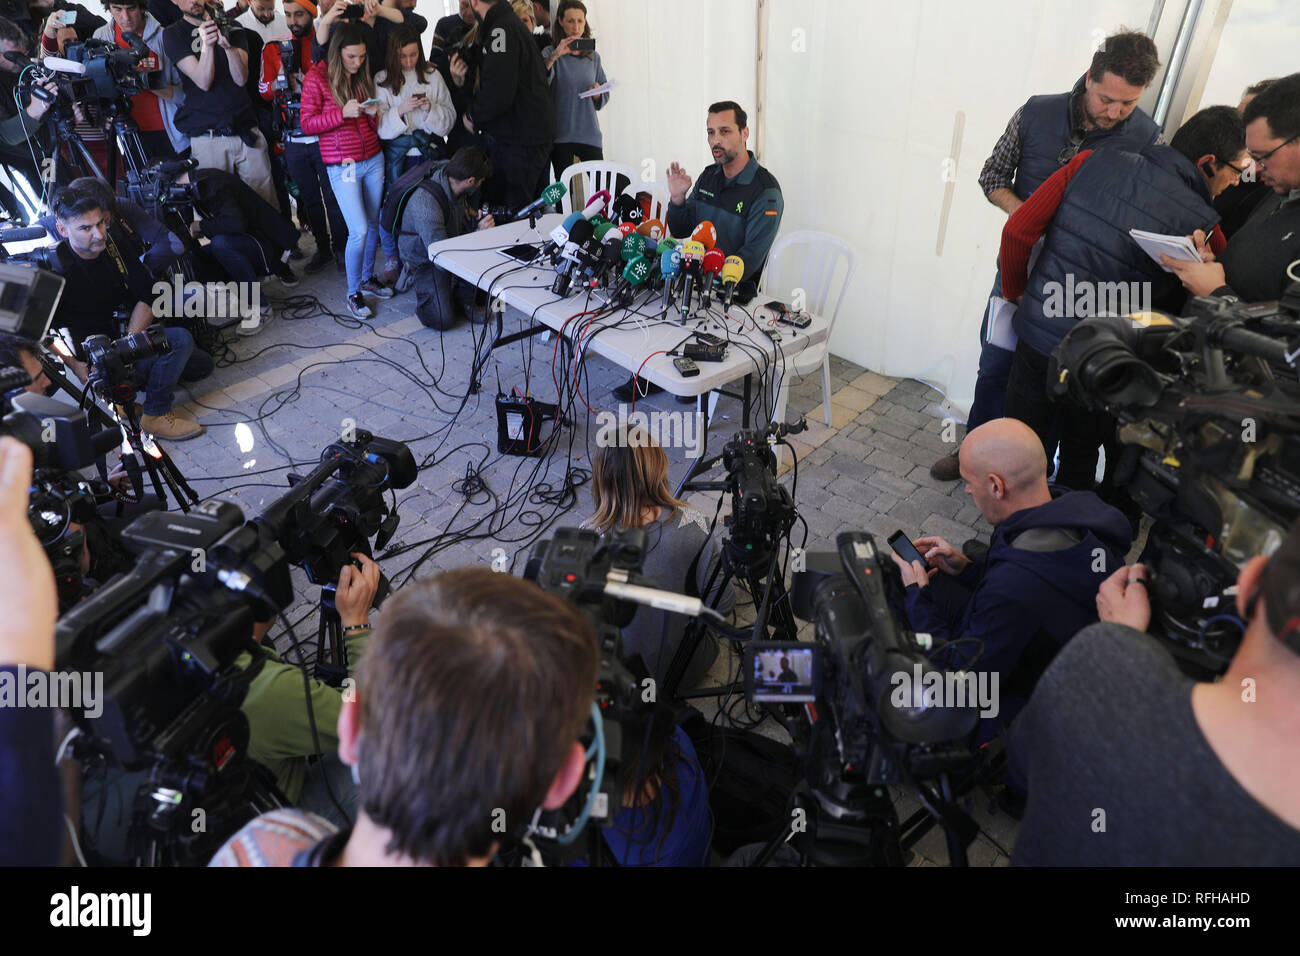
[678,707,801,858]
[381,158,453,242]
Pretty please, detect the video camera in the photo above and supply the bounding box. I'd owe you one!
[20,34,162,126]
[520,526,657,859]
[53,431,414,862]
[1050,286,1300,671]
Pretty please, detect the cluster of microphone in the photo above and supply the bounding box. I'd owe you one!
[533,184,744,317]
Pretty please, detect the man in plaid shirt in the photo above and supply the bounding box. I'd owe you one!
[932,30,1163,482]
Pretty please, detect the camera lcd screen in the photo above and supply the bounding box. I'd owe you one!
[746,643,818,703]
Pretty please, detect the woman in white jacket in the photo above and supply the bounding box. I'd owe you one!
[373,26,456,285]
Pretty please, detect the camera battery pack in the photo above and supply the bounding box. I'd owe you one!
[496,390,558,457]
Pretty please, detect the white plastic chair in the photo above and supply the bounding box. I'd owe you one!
[622,180,671,225]
[765,231,858,428]
[557,160,637,214]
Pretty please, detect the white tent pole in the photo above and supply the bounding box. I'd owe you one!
[755,0,768,162]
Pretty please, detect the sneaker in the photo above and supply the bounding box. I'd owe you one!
[237,304,272,336]
[141,410,204,441]
[273,261,299,287]
[305,250,332,274]
[612,376,663,402]
[361,276,394,299]
[381,262,401,287]
[930,451,961,481]
[347,292,372,319]
[393,262,415,293]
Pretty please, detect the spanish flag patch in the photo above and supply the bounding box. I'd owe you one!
[765,209,778,216]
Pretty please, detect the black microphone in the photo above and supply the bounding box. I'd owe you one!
[551,218,595,296]
[609,194,639,225]
[3,50,28,66]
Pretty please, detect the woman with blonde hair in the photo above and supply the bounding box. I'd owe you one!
[588,426,733,689]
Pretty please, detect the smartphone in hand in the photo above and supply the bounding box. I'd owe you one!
[887,530,929,569]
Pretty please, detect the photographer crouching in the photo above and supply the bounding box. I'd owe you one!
[1009,519,1300,864]
[48,183,214,439]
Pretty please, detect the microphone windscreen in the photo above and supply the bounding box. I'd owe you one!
[702,248,725,276]
[690,221,717,251]
[636,218,665,241]
[680,240,706,262]
[720,255,744,283]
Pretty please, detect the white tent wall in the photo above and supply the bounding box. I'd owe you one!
[587,1,760,190]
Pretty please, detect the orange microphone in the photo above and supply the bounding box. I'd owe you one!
[636,218,666,242]
[690,220,717,251]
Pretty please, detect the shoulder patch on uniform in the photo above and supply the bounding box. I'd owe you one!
[765,209,778,216]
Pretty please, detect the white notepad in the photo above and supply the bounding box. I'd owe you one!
[1129,228,1201,272]
[579,81,615,99]
[986,295,1018,351]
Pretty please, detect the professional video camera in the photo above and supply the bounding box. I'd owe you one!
[735,531,982,866]
[1049,286,1300,672]
[20,34,162,122]
[55,430,415,864]
[514,526,663,862]
[206,1,239,43]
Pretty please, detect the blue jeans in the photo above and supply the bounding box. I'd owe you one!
[326,153,384,296]
[966,270,1014,431]
[135,327,213,416]
[379,137,422,264]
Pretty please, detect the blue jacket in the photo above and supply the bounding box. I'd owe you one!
[1014,75,1160,200]
[905,490,1133,729]
[1013,145,1219,356]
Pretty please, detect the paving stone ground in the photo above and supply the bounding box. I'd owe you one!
[148,240,1016,866]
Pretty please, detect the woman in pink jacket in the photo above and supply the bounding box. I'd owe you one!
[299,23,392,319]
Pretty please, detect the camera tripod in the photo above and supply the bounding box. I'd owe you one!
[660,515,800,701]
[43,345,200,513]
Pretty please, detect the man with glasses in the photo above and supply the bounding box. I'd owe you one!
[1163,72,1300,305]
[931,30,1163,482]
[997,106,1246,498]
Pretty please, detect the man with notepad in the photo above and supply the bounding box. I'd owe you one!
[998,106,1247,497]
[930,31,1165,483]
[1162,73,1300,307]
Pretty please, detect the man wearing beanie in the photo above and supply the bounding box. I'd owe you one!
[1008,518,1300,865]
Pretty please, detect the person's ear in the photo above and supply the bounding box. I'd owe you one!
[1236,554,1270,621]
[988,473,1005,500]
[1196,154,1216,179]
[337,692,361,766]
[541,740,586,810]
[54,220,67,239]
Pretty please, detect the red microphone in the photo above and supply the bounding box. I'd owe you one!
[699,248,725,310]
[690,220,717,251]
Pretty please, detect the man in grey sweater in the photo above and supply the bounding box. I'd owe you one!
[395,146,494,330]
[1009,519,1300,865]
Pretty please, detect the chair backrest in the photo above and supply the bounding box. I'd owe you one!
[759,230,857,337]
[622,180,670,224]
[557,161,637,214]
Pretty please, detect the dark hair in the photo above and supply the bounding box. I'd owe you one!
[380,25,430,95]
[1170,105,1245,167]
[0,332,38,371]
[51,185,111,222]
[551,0,591,48]
[707,100,747,130]
[446,145,492,182]
[1244,72,1300,143]
[609,702,693,863]
[99,0,146,11]
[355,568,598,866]
[1089,30,1160,88]
[1243,77,1279,99]
[0,16,26,47]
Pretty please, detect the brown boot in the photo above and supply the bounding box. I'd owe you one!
[141,409,204,441]
[930,451,961,481]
